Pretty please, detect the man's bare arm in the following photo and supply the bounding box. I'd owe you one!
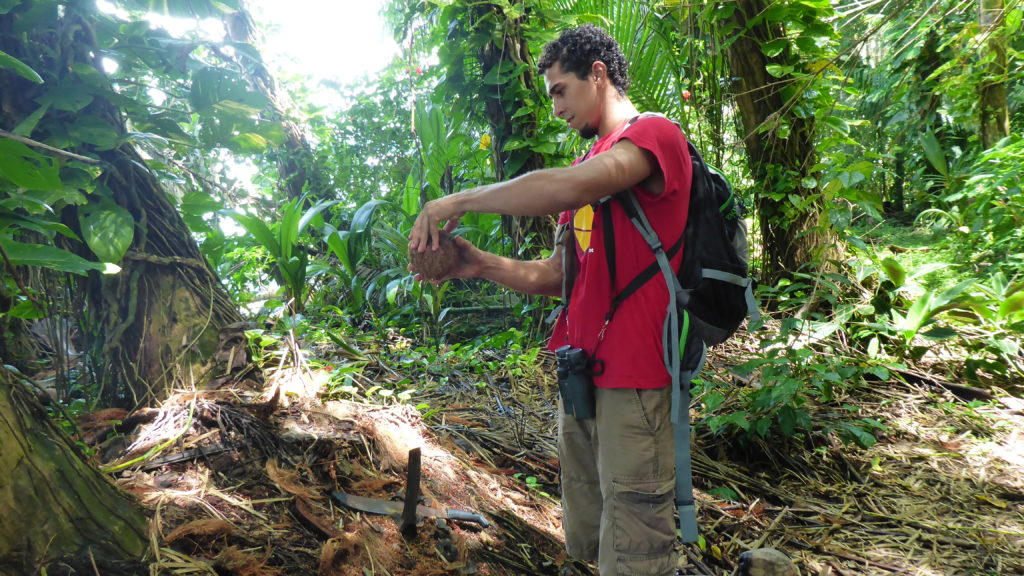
[410,140,656,251]
[474,245,564,297]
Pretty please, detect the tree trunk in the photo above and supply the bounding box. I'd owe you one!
[726,0,835,284]
[225,3,315,201]
[979,0,1010,149]
[0,3,243,408]
[0,368,149,575]
[87,144,244,407]
[474,1,553,259]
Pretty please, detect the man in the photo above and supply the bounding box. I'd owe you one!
[409,25,691,576]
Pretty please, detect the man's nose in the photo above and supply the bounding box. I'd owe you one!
[552,103,565,119]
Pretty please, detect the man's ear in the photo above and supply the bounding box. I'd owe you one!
[591,61,608,83]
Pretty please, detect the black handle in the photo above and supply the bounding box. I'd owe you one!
[445,508,490,528]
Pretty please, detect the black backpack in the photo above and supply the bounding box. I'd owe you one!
[599,115,757,355]
[565,114,760,543]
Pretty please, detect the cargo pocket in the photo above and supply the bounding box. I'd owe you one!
[612,479,676,575]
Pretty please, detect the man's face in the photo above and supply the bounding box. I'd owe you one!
[543,61,599,139]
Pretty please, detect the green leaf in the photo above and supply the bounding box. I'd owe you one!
[0,236,117,276]
[761,3,790,21]
[718,411,750,431]
[47,83,94,112]
[78,198,134,263]
[934,279,974,308]
[6,299,45,319]
[223,210,280,255]
[836,422,877,449]
[230,132,269,152]
[0,139,62,190]
[12,102,49,136]
[323,330,367,360]
[879,257,906,287]
[0,212,80,241]
[765,64,794,78]
[190,67,266,113]
[707,486,739,501]
[0,0,24,16]
[1006,6,1022,34]
[920,327,957,340]
[297,199,339,237]
[999,292,1024,320]
[919,129,948,177]
[0,49,42,83]
[867,366,889,380]
[68,116,120,150]
[121,0,237,19]
[819,115,850,136]
[351,199,386,234]
[325,230,353,276]
[702,391,725,412]
[180,190,223,219]
[901,292,935,340]
[761,39,788,58]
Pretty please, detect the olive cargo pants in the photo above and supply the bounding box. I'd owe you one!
[559,385,677,576]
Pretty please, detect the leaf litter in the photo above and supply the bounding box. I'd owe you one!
[81,339,1024,576]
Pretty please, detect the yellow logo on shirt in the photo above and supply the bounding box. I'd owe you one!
[574,205,594,252]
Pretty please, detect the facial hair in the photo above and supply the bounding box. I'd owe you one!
[579,123,598,140]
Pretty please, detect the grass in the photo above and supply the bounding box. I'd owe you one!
[853,218,972,292]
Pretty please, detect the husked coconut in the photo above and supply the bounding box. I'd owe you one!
[409,230,458,281]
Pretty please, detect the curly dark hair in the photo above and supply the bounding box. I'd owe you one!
[537,25,630,96]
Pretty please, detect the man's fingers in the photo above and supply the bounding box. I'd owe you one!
[442,215,463,234]
[428,227,439,251]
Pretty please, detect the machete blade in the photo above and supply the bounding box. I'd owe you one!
[330,491,490,528]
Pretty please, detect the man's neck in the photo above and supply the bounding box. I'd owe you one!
[597,97,640,139]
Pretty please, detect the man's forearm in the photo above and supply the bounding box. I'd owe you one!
[452,167,588,217]
[474,250,563,297]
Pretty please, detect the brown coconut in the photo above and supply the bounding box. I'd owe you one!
[409,230,458,280]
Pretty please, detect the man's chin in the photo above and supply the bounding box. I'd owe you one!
[579,124,598,139]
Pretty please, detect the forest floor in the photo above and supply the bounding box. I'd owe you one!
[82,337,1024,576]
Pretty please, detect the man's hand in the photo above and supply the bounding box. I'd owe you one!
[409,196,465,253]
[408,236,484,284]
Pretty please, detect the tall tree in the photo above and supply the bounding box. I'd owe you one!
[224,3,316,201]
[724,0,837,282]
[979,0,1010,148]
[0,369,148,573]
[0,0,243,406]
[471,0,551,256]
[388,0,571,259]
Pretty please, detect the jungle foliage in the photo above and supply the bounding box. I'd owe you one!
[0,0,1021,447]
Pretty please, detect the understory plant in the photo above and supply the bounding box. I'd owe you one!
[697,320,888,449]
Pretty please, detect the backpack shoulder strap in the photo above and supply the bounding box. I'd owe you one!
[620,191,702,544]
[546,220,577,326]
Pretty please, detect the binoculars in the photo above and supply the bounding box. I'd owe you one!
[555,345,596,420]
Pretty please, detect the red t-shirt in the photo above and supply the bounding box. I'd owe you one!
[548,115,691,389]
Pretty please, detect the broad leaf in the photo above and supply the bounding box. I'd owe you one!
[999,293,1024,321]
[68,116,120,150]
[351,200,386,234]
[78,198,135,263]
[120,0,238,18]
[0,140,62,190]
[0,237,118,276]
[0,49,42,83]
[919,129,948,177]
[0,212,80,241]
[222,210,280,255]
[0,0,24,16]
[920,327,958,340]
[879,257,906,287]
